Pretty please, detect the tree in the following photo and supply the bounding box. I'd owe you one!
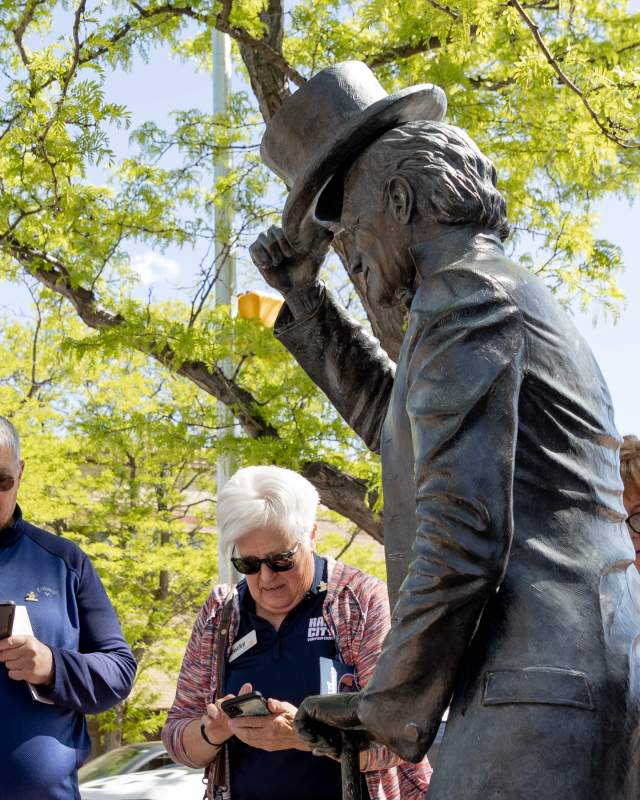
[0,301,221,741]
[0,300,385,741]
[0,0,637,541]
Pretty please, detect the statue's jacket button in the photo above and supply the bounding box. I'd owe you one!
[404,723,421,742]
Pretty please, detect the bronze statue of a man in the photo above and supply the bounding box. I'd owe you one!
[250,62,640,799]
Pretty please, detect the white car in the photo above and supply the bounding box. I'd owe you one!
[79,742,205,800]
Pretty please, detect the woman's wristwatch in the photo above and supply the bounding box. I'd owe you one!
[200,722,223,747]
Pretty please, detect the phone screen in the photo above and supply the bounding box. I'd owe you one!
[0,602,16,640]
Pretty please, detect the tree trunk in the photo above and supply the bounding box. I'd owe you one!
[302,461,382,543]
[237,0,290,122]
[101,703,124,752]
[237,3,406,362]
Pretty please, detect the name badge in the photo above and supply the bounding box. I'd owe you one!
[229,630,258,662]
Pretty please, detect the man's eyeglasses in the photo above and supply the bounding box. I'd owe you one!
[231,541,301,575]
[0,474,16,493]
[627,513,640,535]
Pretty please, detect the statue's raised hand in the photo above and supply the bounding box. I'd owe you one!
[249,222,333,296]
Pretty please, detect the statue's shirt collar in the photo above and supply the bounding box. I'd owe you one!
[410,224,504,279]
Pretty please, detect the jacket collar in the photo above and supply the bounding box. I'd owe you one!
[0,503,24,548]
[410,223,504,280]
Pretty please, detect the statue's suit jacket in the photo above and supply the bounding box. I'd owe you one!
[275,224,640,799]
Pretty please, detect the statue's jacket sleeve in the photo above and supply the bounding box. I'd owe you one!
[274,283,395,453]
[358,266,527,762]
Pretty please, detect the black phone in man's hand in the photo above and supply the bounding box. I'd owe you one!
[0,601,16,639]
[221,691,271,718]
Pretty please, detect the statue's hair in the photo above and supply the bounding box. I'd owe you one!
[621,435,640,493]
[356,121,510,240]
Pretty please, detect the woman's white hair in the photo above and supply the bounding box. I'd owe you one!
[218,466,319,549]
[0,417,21,467]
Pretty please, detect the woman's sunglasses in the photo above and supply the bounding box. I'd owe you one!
[0,474,16,492]
[627,513,640,535]
[231,541,301,575]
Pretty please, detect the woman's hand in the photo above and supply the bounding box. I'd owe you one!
[228,697,311,752]
[203,681,254,745]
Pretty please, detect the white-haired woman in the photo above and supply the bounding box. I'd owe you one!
[162,466,431,800]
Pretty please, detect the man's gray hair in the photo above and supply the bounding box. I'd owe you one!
[218,465,319,550]
[0,417,21,467]
[356,120,510,240]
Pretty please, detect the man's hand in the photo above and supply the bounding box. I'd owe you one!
[0,635,54,686]
[249,223,333,296]
[228,696,310,753]
[294,693,370,759]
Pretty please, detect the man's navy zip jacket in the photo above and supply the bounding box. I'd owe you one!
[0,506,137,800]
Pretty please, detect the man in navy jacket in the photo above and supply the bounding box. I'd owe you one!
[0,417,137,800]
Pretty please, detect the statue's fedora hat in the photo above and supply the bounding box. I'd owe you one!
[261,61,447,247]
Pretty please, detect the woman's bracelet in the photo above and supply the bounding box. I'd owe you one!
[200,722,224,748]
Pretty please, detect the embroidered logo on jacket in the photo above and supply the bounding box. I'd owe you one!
[37,586,58,597]
[24,586,59,602]
[307,616,332,641]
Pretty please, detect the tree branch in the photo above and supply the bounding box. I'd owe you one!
[26,284,44,400]
[237,0,293,121]
[2,239,383,540]
[13,0,48,67]
[215,0,305,88]
[127,1,305,90]
[301,461,382,544]
[4,239,276,437]
[509,0,639,149]
[334,527,360,560]
[366,35,444,69]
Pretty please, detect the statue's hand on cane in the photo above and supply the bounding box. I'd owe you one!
[296,694,370,800]
[294,692,370,759]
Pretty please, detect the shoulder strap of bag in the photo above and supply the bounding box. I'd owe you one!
[209,589,235,791]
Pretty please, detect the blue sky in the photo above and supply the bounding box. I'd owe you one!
[569,200,637,435]
[1,20,637,435]
[563,0,639,436]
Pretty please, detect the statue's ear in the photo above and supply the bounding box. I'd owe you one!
[386,176,414,225]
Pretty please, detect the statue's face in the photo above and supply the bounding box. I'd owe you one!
[340,160,415,308]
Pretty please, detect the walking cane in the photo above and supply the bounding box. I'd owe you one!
[341,731,362,800]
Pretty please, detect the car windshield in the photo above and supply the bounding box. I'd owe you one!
[78,745,156,783]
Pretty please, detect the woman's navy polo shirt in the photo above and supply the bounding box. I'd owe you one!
[225,553,342,800]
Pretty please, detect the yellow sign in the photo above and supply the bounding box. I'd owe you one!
[238,292,284,329]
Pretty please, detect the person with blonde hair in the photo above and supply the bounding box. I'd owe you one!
[621,435,640,569]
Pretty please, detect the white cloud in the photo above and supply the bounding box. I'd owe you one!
[130,251,180,285]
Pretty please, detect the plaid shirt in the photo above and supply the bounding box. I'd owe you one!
[162,557,431,799]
